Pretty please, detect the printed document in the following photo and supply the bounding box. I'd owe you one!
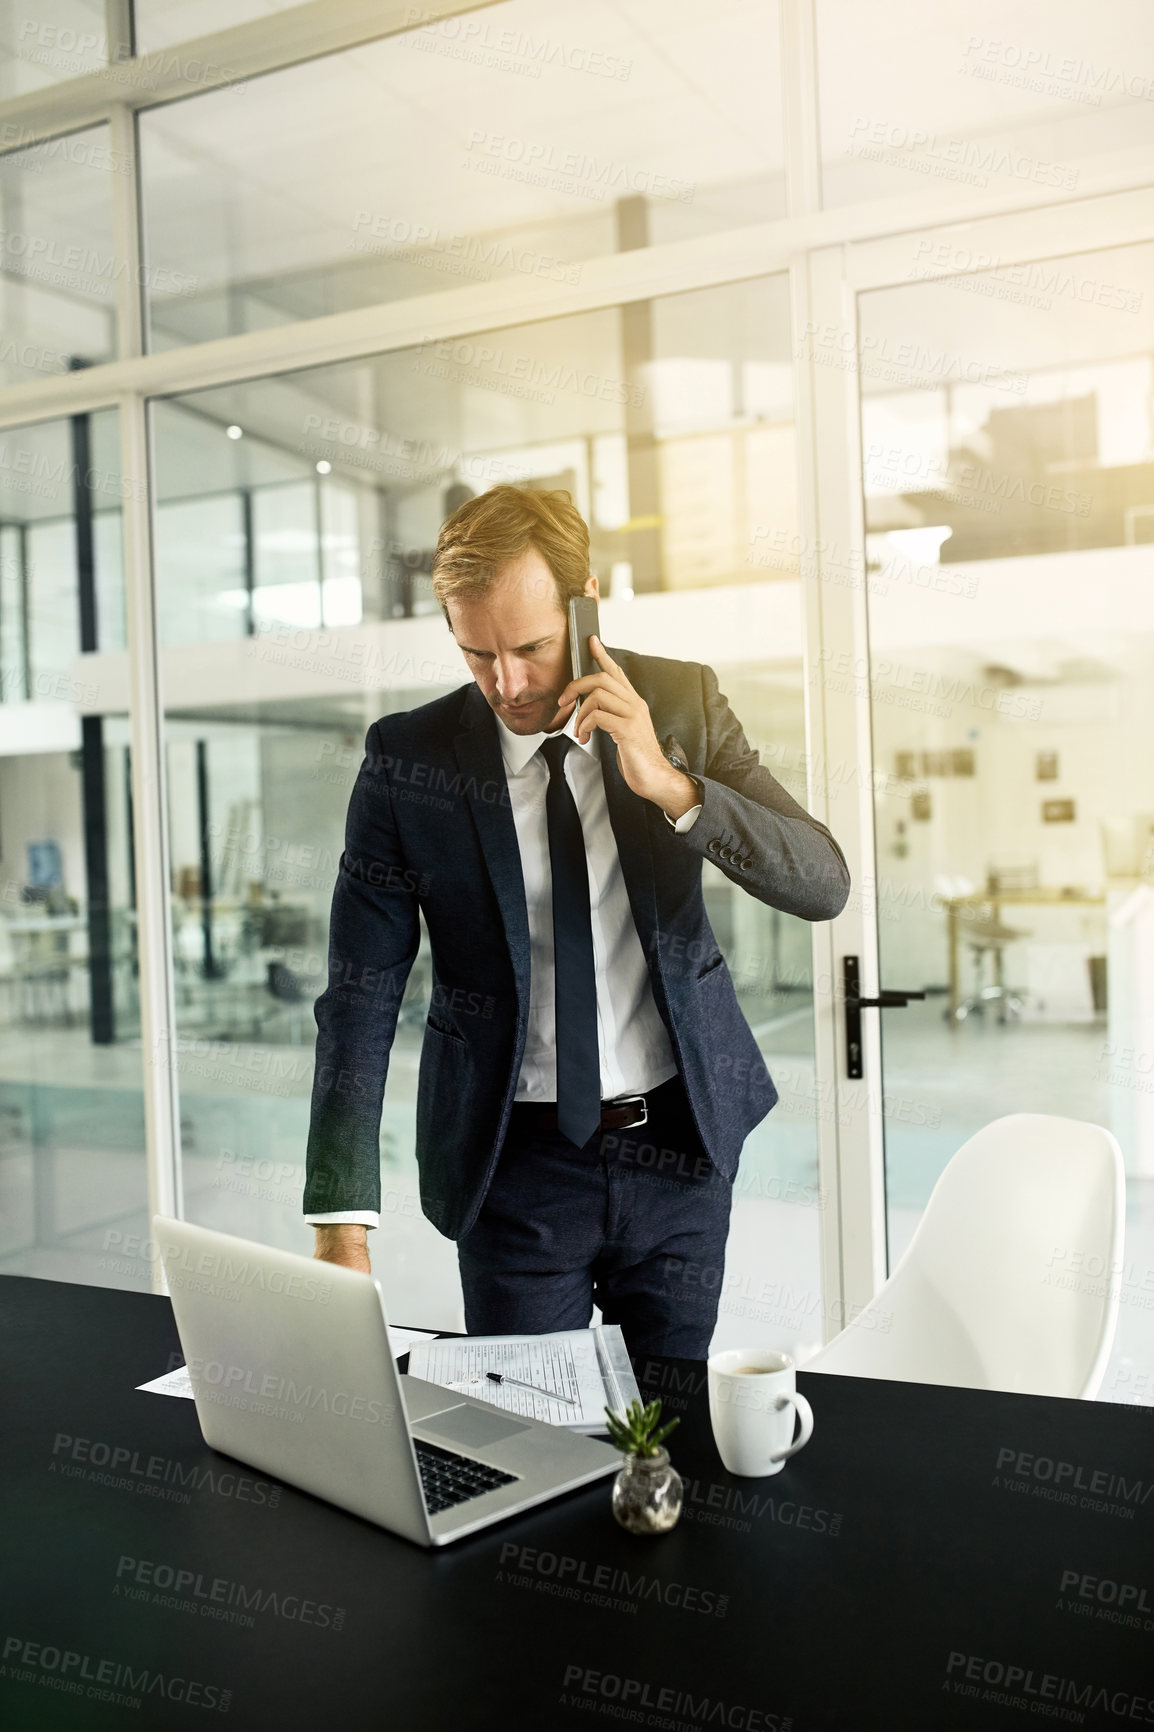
[407,1325,639,1434]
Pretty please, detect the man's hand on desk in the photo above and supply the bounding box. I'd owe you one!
[313,1224,372,1274]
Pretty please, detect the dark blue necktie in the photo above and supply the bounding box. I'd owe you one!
[540,734,601,1147]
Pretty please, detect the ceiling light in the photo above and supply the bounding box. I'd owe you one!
[315,460,332,475]
[226,424,243,440]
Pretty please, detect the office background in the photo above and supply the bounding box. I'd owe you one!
[0,0,1152,1403]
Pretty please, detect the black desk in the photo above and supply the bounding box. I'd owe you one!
[3,1276,1152,1732]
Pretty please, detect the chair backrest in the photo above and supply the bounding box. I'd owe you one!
[809,1114,1124,1398]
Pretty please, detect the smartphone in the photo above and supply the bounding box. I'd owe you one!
[568,596,600,699]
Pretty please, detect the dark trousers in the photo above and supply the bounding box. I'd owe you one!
[456,1074,733,1361]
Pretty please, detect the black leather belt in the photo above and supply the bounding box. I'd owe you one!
[512,1093,649,1133]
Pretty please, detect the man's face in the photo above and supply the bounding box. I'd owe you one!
[447,547,598,736]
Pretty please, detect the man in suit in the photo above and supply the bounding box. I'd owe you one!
[304,485,849,1357]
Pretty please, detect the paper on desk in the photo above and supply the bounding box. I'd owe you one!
[408,1330,616,1432]
[137,1365,198,1399]
[136,1325,437,1398]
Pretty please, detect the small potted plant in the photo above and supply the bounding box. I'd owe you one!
[604,1398,683,1535]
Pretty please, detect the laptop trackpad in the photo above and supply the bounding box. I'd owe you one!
[419,1405,532,1449]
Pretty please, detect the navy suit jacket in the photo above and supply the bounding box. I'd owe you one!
[304,647,850,1240]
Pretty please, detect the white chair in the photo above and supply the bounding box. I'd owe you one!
[808,1113,1124,1399]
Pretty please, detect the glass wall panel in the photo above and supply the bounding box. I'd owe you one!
[0,124,119,384]
[0,411,126,692]
[133,0,303,56]
[0,411,149,1291]
[152,274,832,1354]
[139,0,785,349]
[861,239,1154,1405]
[0,0,108,98]
[818,0,1154,210]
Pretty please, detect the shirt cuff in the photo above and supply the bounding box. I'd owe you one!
[305,1211,380,1229]
[664,802,703,834]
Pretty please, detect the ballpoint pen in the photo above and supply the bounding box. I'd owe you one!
[486,1371,579,1407]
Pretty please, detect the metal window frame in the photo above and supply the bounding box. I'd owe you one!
[110,95,182,1284]
[0,0,1151,1329]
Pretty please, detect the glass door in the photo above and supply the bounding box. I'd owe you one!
[859,239,1154,1403]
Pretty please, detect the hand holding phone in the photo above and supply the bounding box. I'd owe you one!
[555,615,699,820]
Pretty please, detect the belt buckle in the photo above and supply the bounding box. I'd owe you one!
[610,1094,648,1129]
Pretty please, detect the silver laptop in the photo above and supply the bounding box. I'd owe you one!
[153,1216,620,1547]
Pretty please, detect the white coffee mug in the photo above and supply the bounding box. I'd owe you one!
[707,1348,814,1477]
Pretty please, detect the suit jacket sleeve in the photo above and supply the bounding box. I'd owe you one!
[670,662,851,921]
[303,723,421,1218]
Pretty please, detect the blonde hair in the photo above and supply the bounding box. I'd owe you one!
[431,485,590,620]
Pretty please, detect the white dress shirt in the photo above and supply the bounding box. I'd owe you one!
[501,703,691,1103]
[307,700,702,1230]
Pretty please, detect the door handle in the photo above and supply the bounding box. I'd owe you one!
[843,955,926,1079]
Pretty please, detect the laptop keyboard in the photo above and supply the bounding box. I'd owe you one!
[414,1438,518,1515]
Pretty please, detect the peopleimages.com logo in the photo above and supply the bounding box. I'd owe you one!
[993,1444,1154,1520]
[944,1651,1154,1723]
[161,1243,332,1304]
[1,1636,230,1714]
[184,1359,397,1429]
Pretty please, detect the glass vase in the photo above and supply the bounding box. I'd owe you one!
[611,1446,683,1534]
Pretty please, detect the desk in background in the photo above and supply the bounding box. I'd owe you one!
[1,915,88,1026]
[943,888,1107,1021]
[2,1275,1151,1731]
